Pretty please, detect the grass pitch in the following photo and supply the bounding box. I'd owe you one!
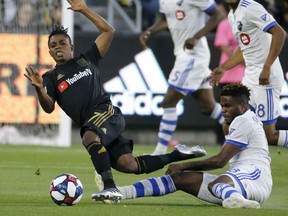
[0,143,287,216]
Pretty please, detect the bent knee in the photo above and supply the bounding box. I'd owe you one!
[116,155,138,173]
[207,181,215,194]
[265,133,278,146]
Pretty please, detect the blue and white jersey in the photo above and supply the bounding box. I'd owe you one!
[226,109,271,170]
[159,0,216,56]
[228,0,284,88]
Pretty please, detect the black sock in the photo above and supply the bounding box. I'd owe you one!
[134,155,170,174]
[86,141,115,189]
[135,151,195,174]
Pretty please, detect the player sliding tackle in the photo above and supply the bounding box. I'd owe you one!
[117,84,272,209]
[24,0,207,202]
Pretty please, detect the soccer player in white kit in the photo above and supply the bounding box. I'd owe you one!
[139,0,225,155]
[116,84,272,208]
[210,0,288,148]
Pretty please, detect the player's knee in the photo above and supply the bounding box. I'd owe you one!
[266,135,278,146]
[170,172,183,187]
[116,154,138,173]
[82,130,100,147]
[207,181,215,194]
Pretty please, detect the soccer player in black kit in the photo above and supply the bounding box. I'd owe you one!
[25,0,206,202]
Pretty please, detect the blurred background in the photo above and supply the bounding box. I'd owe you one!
[0,0,287,147]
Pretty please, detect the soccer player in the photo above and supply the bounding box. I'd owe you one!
[209,0,288,148]
[139,0,225,155]
[117,83,272,208]
[24,0,206,202]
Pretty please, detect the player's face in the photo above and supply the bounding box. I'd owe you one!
[48,34,73,65]
[220,96,245,125]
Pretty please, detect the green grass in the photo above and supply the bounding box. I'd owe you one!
[0,144,287,216]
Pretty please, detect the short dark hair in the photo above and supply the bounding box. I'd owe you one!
[48,25,72,46]
[220,83,250,103]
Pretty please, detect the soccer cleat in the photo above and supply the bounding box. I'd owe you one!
[94,171,104,191]
[222,196,261,209]
[102,199,121,204]
[91,187,123,202]
[94,171,120,204]
[174,144,207,159]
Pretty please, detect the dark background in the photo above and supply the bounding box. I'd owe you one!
[74,32,288,130]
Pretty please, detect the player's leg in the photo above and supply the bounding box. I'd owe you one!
[118,172,204,200]
[118,174,177,199]
[118,171,222,207]
[250,87,288,147]
[208,165,270,209]
[263,123,288,147]
[82,130,123,201]
[82,130,115,189]
[193,88,224,123]
[83,103,126,201]
[110,136,206,174]
[193,88,225,145]
[152,87,183,155]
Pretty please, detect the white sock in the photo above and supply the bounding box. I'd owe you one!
[210,103,224,124]
[118,175,176,200]
[278,130,288,148]
[153,108,178,155]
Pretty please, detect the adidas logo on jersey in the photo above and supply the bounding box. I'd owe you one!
[103,49,184,116]
[260,14,270,22]
[57,73,64,80]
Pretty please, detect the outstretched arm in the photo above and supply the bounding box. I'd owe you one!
[139,15,168,49]
[67,0,115,57]
[24,66,55,114]
[165,143,242,174]
[184,6,224,50]
[209,47,245,87]
[259,24,286,85]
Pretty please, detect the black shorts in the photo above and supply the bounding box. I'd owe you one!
[80,102,125,146]
[80,102,133,168]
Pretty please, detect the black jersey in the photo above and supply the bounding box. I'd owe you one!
[43,44,111,126]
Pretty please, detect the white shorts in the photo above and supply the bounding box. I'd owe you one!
[197,164,272,205]
[168,52,211,96]
[223,164,272,204]
[245,84,282,125]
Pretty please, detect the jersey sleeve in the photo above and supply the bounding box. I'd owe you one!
[187,0,216,13]
[42,71,57,100]
[83,43,102,66]
[225,116,251,148]
[246,3,277,32]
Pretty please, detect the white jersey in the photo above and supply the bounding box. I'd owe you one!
[159,0,216,56]
[226,109,271,171]
[228,0,284,88]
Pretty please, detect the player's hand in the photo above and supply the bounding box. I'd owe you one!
[184,37,198,50]
[209,67,225,87]
[259,66,271,85]
[67,0,87,12]
[24,66,43,89]
[139,31,151,49]
[165,164,184,175]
